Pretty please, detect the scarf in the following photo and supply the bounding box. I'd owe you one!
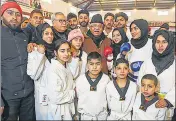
[130,19,149,49]
[111,28,129,60]
[87,29,106,48]
[152,30,175,75]
[35,23,55,62]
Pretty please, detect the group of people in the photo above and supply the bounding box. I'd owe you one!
[1,0,175,121]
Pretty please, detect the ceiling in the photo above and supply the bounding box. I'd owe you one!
[62,0,175,11]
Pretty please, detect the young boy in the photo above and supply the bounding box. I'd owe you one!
[106,58,137,120]
[132,74,167,120]
[76,52,110,120]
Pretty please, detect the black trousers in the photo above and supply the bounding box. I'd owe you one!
[2,92,35,121]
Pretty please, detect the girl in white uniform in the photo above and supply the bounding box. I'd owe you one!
[117,19,153,82]
[138,30,175,118]
[106,58,137,120]
[47,41,75,120]
[67,29,87,80]
[133,74,167,120]
[76,52,110,120]
[27,23,55,120]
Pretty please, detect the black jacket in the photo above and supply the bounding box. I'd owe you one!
[52,26,70,43]
[1,26,34,100]
[23,23,36,43]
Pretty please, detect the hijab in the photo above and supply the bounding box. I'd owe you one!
[34,23,55,62]
[130,19,149,49]
[111,28,129,60]
[152,30,175,75]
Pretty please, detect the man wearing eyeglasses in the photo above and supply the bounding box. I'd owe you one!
[1,1,35,121]
[51,12,70,43]
[82,14,111,74]
[24,9,44,42]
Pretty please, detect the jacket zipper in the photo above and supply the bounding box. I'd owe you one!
[14,34,26,95]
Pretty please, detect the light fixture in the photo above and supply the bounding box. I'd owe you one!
[68,2,72,6]
[152,7,156,12]
[116,8,119,12]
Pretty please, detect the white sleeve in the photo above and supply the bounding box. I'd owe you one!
[27,49,45,80]
[128,84,137,111]
[106,85,111,109]
[156,108,167,120]
[165,85,175,107]
[47,72,75,104]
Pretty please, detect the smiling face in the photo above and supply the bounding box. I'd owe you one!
[30,12,43,27]
[130,23,141,39]
[112,30,122,44]
[89,23,103,37]
[141,79,158,97]
[68,17,78,29]
[2,8,22,29]
[114,63,129,79]
[104,16,114,29]
[115,16,127,28]
[155,35,168,54]
[78,13,89,27]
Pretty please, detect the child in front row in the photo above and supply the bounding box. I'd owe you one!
[76,52,110,120]
[106,58,137,120]
[132,74,167,120]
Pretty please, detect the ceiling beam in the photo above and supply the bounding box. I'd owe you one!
[75,0,91,7]
[98,0,103,10]
[83,0,94,9]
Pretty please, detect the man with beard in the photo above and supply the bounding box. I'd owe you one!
[82,14,111,74]
[67,12,78,30]
[24,9,44,42]
[51,12,69,43]
[114,12,132,40]
[1,1,35,120]
[78,9,89,38]
[103,12,114,39]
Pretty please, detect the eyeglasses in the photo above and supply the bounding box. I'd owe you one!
[6,10,21,17]
[54,19,67,24]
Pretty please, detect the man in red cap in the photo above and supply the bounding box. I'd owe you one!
[1,1,35,121]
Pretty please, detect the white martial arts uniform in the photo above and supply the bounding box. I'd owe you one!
[47,59,75,120]
[116,39,153,82]
[27,49,49,120]
[132,92,167,120]
[138,59,175,107]
[76,73,110,120]
[68,51,87,80]
[106,80,137,120]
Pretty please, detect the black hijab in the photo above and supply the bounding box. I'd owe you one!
[87,29,106,48]
[111,28,129,60]
[152,30,175,75]
[130,19,149,49]
[34,23,55,62]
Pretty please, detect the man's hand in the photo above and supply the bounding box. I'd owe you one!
[1,107,4,115]
[27,43,37,53]
[155,99,168,108]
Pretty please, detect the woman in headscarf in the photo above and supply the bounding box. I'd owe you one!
[27,22,55,120]
[111,28,129,61]
[138,30,175,118]
[118,19,153,82]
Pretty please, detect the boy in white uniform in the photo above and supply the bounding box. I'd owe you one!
[106,58,137,120]
[76,52,110,120]
[133,74,167,120]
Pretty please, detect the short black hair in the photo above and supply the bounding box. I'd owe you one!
[54,39,70,51]
[114,58,129,67]
[67,13,77,21]
[78,9,89,17]
[160,23,169,30]
[141,74,158,86]
[87,52,102,62]
[30,9,43,18]
[104,12,114,20]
